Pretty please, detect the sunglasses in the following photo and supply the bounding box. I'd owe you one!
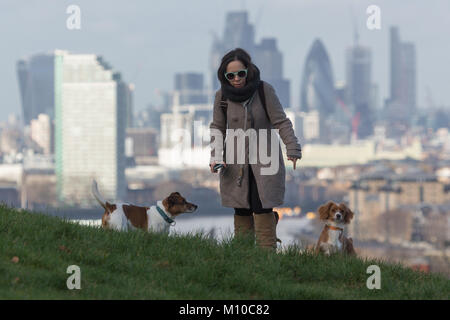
[224,69,248,81]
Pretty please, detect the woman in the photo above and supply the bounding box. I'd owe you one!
[209,48,302,249]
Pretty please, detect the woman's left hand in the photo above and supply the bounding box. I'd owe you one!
[287,156,300,170]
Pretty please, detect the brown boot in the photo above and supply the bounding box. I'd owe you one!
[234,214,255,239]
[254,212,277,250]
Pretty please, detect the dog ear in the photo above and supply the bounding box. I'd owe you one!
[340,203,354,224]
[167,192,181,208]
[318,202,334,220]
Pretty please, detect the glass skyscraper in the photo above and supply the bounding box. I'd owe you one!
[390,26,417,109]
[174,73,208,105]
[300,39,336,141]
[222,11,255,54]
[300,39,335,114]
[253,38,291,107]
[209,11,290,107]
[384,26,417,137]
[346,40,374,139]
[17,53,55,125]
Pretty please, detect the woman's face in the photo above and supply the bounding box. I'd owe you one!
[226,60,247,88]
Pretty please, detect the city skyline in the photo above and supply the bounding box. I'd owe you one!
[1,0,450,124]
[0,1,449,282]
[210,11,291,107]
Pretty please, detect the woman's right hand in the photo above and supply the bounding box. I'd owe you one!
[209,161,227,173]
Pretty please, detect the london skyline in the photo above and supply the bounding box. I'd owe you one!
[1,0,450,123]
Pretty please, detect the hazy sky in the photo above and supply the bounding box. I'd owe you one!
[1,0,449,123]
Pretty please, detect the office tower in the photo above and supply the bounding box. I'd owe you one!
[390,26,401,103]
[17,51,134,137]
[254,39,282,79]
[253,38,291,107]
[209,36,225,92]
[300,39,336,142]
[222,11,255,54]
[346,45,371,109]
[387,26,417,133]
[174,73,208,105]
[209,11,290,107]
[346,35,374,139]
[115,73,134,128]
[390,26,416,109]
[17,53,55,124]
[54,50,127,207]
[209,11,256,94]
[400,42,416,110]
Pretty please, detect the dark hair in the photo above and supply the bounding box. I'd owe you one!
[217,48,258,85]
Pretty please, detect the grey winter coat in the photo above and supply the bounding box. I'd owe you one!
[210,81,302,209]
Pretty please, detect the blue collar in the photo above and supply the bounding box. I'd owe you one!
[156,205,175,225]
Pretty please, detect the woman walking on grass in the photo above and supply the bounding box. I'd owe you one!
[209,48,302,250]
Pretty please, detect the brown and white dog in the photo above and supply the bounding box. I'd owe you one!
[92,180,198,233]
[315,201,356,255]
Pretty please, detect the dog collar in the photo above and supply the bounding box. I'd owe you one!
[156,205,176,226]
[327,225,343,232]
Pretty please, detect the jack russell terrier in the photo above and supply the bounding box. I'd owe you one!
[92,180,198,233]
[315,201,356,255]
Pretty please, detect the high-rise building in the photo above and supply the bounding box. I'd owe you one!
[174,73,208,105]
[222,11,255,54]
[17,52,134,128]
[386,26,417,134]
[209,11,290,107]
[210,11,256,93]
[400,42,416,110]
[254,39,282,79]
[346,46,371,109]
[54,50,128,207]
[346,35,374,139]
[209,36,225,92]
[115,73,134,128]
[253,38,290,107]
[390,26,402,103]
[300,39,336,142]
[17,53,55,124]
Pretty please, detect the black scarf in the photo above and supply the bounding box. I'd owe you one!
[221,64,261,102]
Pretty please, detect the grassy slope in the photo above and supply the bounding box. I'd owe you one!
[0,204,448,299]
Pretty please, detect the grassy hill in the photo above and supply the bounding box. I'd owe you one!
[0,204,448,299]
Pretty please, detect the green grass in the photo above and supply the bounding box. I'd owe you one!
[0,204,449,299]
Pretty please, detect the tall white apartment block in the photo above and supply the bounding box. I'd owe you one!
[54,50,127,207]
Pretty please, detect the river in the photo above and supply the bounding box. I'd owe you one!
[71,215,314,248]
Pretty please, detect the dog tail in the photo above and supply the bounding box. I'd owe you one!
[92,179,107,210]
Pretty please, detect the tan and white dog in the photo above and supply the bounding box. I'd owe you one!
[315,201,356,255]
[92,180,198,233]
